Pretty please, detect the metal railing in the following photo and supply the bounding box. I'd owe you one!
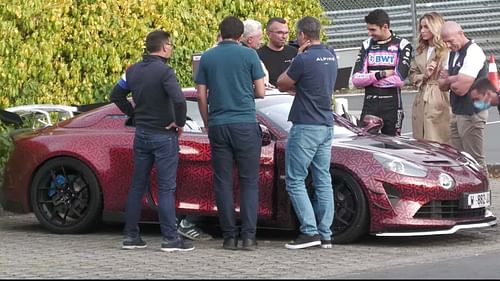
[322,0,500,59]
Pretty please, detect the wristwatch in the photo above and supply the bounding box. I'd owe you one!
[380,70,387,78]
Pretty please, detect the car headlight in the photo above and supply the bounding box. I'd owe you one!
[373,153,427,177]
[438,173,455,190]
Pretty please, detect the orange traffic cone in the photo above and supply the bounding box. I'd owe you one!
[488,54,499,91]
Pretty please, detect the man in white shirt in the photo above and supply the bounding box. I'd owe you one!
[438,21,488,170]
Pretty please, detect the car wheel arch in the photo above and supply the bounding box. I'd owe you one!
[28,156,104,234]
[330,167,371,243]
[305,165,371,243]
[28,154,104,210]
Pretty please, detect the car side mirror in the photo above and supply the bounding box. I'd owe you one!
[260,124,272,146]
[362,114,383,134]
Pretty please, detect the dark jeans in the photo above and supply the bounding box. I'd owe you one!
[124,128,179,240]
[208,123,262,240]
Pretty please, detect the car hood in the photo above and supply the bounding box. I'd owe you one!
[334,134,468,167]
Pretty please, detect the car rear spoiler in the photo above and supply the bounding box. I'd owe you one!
[0,108,23,128]
[1,102,110,128]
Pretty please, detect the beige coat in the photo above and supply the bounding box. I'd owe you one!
[409,47,451,144]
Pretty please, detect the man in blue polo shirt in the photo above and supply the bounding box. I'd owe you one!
[195,16,266,251]
[277,16,338,250]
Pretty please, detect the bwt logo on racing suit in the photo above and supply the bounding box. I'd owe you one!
[368,52,397,65]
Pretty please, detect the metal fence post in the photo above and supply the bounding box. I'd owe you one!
[410,0,418,53]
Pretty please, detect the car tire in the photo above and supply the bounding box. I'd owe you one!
[30,157,103,234]
[331,168,369,244]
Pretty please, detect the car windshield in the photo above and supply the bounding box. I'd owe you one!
[256,95,358,138]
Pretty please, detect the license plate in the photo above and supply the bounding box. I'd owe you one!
[461,191,491,209]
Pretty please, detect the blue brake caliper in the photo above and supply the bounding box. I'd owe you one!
[48,174,66,197]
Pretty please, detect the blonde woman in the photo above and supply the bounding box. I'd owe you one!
[409,12,451,144]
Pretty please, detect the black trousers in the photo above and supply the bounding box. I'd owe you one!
[361,93,404,136]
[208,122,262,240]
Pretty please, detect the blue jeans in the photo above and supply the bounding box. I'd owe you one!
[208,123,262,240]
[124,128,179,240]
[285,124,334,241]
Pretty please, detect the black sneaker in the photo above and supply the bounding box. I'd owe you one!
[321,239,332,249]
[285,234,321,249]
[222,237,238,250]
[161,237,195,252]
[122,237,147,250]
[177,219,213,241]
[241,238,258,251]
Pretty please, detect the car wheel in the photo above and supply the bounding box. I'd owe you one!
[30,157,103,234]
[331,168,369,243]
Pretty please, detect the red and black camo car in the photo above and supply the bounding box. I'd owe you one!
[1,88,496,243]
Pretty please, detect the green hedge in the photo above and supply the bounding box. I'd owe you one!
[0,0,325,181]
[0,124,13,187]
[0,0,325,107]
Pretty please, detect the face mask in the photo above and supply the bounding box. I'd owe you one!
[473,100,491,111]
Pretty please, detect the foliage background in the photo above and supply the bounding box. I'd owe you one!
[0,0,325,182]
[0,0,325,108]
[0,125,13,188]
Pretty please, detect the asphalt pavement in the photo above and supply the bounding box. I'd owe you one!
[0,178,499,279]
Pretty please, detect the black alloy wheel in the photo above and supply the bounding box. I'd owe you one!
[331,168,369,243]
[30,157,103,234]
[305,168,369,243]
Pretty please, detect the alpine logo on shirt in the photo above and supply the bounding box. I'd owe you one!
[316,57,336,62]
[387,44,399,52]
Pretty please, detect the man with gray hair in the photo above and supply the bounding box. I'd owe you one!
[241,19,270,86]
[241,19,263,49]
[277,16,338,250]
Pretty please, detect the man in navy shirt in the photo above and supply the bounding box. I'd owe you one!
[195,16,265,251]
[277,16,338,250]
[110,30,193,252]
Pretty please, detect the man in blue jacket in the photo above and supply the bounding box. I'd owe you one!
[110,30,193,252]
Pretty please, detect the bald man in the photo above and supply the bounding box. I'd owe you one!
[438,21,488,171]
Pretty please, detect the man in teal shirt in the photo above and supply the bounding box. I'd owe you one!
[196,16,265,251]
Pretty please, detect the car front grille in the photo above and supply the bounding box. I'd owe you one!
[414,200,486,219]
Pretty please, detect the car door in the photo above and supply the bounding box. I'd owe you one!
[148,100,276,218]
